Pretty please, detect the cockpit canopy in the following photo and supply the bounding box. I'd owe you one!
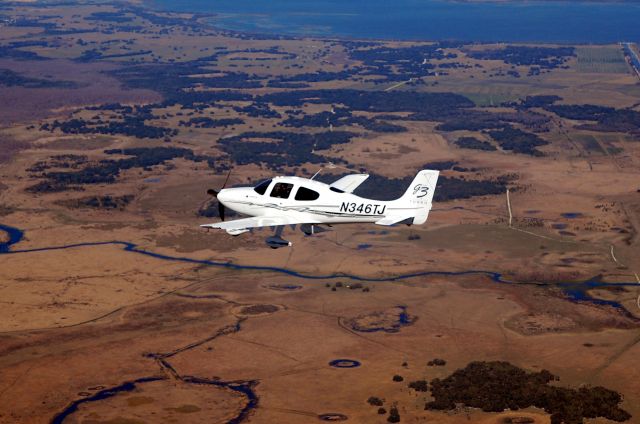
[253,179,272,195]
[252,178,321,201]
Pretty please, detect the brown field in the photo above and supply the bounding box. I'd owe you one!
[1,2,640,424]
[0,59,160,123]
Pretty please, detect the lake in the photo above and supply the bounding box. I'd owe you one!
[146,0,640,44]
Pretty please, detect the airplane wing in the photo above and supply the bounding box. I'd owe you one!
[330,174,369,193]
[201,216,320,231]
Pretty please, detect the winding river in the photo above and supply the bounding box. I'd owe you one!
[0,223,638,311]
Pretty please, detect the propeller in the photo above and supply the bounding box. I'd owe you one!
[202,170,231,221]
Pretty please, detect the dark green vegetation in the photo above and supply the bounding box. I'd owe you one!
[434,109,550,132]
[268,70,354,85]
[515,97,639,137]
[0,43,48,61]
[282,107,407,133]
[42,117,175,139]
[465,46,574,78]
[422,161,459,171]
[110,54,268,100]
[179,117,244,128]
[545,104,640,136]
[408,380,428,392]
[27,147,225,193]
[427,361,631,424]
[487,126,549,156]
[27,154,88,174]
[326,282,369,292]
[85,11,134,24]
[0,69,77,89]
[217,131,354,170]
[515,95,562,109]
[367,397,384,406]
[503,418,535,424]
[466,46,575,69]
[233,103,281,119]
[387,406,401,423]
[427,358,447,366]
[57,195,134,210]
[347,42,454,82]
[260,89,473,114]
[454,137,497,151]
[41,104,178,140]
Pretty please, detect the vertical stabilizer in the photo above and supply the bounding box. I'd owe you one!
[398,170,439,224]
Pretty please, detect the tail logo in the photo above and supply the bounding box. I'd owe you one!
[412,184,429,198]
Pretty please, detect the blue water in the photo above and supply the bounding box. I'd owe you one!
[0,224,23,253]
[398,307,412,325]
[182,376,258,424]
[267,284,302,290]
[561,212,583,219]
[147,0,640,43]
[51,377,165,424]
[51,375,258,424]
[329,359,361,368]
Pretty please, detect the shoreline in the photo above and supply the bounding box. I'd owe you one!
[141,0,640,45]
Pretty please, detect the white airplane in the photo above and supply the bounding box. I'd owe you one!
[201,169,439,248]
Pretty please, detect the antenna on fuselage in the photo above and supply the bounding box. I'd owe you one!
[310,162,336,180]
[310,168,323,180]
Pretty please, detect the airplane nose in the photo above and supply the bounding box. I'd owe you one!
[217,189,229,204]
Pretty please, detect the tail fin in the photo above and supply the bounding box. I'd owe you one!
[398,169,439,224]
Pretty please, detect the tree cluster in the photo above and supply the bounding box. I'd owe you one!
[487,126,549,156]
[427,361,631,424]
[27,147,225,193]
[217,131,355,169]
[466,46,575,69]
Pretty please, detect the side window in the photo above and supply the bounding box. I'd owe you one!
[270,183,293,199]
[295,186,320,201]
[254,179,272,195]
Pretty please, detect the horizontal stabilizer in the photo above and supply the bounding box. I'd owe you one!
[330,174,369,193]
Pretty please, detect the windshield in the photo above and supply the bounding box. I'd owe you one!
[253,179,272,195]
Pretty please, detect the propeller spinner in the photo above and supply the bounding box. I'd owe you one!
[203,170,231,221]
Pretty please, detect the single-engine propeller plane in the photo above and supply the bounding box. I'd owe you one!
[201,169,439,248]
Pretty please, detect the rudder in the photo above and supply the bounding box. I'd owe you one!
[398,169,439,224]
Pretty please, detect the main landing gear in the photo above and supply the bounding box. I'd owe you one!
[264,224,329,249]
[265,226,291,249]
